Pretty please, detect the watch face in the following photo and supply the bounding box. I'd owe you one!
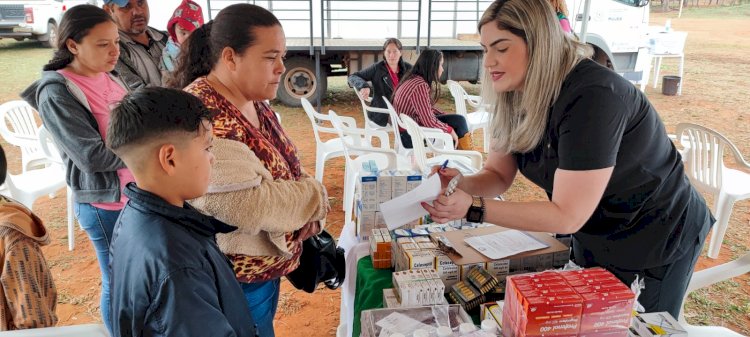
[467,209,481,222]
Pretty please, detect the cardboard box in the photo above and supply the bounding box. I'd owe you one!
[429,226,570,268]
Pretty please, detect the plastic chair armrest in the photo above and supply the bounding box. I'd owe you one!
[342,127,391,149]
[686,252,750,295]
[339,116,358,129]
[366,106,391,116]
[348,147,400,170]
[465,94,482,108]
[431,147,483,170]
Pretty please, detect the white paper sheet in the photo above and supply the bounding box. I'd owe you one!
[376,312,434,334]
[463,230,549,260]
[379,174,441,230]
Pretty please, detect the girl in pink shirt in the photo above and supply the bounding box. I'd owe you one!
[22,6,131,334]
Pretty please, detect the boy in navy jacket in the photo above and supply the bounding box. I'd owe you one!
[106,87,256,337]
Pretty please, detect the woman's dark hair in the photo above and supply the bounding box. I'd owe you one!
[42,5,113,71]
[398,49,443,103]
[166,4,281,89]
[383,37,403,51]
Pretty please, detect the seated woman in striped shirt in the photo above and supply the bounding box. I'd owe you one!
[392,49,472,150]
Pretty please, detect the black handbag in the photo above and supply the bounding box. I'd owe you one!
[286,230,346,293]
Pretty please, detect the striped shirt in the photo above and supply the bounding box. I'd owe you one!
[392,76,453,134]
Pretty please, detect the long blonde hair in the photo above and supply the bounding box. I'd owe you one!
[479,0,590,154]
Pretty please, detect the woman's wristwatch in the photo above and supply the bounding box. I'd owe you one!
[465,196,485,223]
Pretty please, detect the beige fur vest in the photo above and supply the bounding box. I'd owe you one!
[191,138,328,258]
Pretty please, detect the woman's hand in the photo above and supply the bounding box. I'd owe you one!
[450,130,459,147]
[294,221,321,241]
[421,188,473,224]
[429,165,462,189]
[358,88,371,100]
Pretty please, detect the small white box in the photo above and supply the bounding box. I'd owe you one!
[374,211,385,227]
[392,172,408,198]
[406,172,423,192]
[405,250,435,270]
[628,327,643,337]
[486,259,510,282]
[382,288,400,308]
[434,252,460,291]
[377,172,393,203]
[357,211,376,241]
[359,175,378,212]
[632,312,687,337]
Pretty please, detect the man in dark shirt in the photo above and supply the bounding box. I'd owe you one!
[106,87,256,337]
[103,0,167,89]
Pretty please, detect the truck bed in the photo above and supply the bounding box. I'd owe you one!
[286,37,482,52]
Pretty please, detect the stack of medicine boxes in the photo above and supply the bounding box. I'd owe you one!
[355,160,423,241]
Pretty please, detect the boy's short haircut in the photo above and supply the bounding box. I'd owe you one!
[107,87,215,157]
[0,145,6,185]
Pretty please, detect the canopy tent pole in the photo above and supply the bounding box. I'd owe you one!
[580,0,592,43]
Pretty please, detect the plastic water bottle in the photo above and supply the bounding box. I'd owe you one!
[412,329,430,337]
[436,326,454,337]
[480,319,499,335]
[665,19,672,32]
[459,323,477,334]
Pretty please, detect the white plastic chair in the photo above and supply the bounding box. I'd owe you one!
[382,97,453,157]
[301,98,352,183]
[678,251,750,337]
[328,110,403,220]
[38,126,76,251]
[400,114,483,175]
[675,123,750,259]
[1,162,66,217]
[447,80,491,152]
[0,100,49,172]
[353,87,393,139]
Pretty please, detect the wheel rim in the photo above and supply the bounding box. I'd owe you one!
[283,67,317,100]
[48,24,57,46]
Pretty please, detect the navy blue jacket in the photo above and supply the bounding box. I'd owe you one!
[110,183,256,337]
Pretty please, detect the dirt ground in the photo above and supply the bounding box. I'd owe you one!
[1,6,748,337]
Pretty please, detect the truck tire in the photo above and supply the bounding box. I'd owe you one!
[40,22,58,48]
[276,56,327,107]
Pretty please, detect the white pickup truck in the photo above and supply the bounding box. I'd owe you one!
[0,0,92,47]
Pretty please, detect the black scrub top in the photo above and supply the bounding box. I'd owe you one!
[514,59,712,270]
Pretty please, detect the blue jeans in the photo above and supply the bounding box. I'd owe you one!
[241,278,281,337]
[74,203,120,335]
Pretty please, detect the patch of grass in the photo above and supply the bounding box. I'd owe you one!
[685,278,750,334]
[0,40,53,102]
[678,3,750,18]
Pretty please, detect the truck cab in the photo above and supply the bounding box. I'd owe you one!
[0,0,91,47]
[567,0,651,82]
